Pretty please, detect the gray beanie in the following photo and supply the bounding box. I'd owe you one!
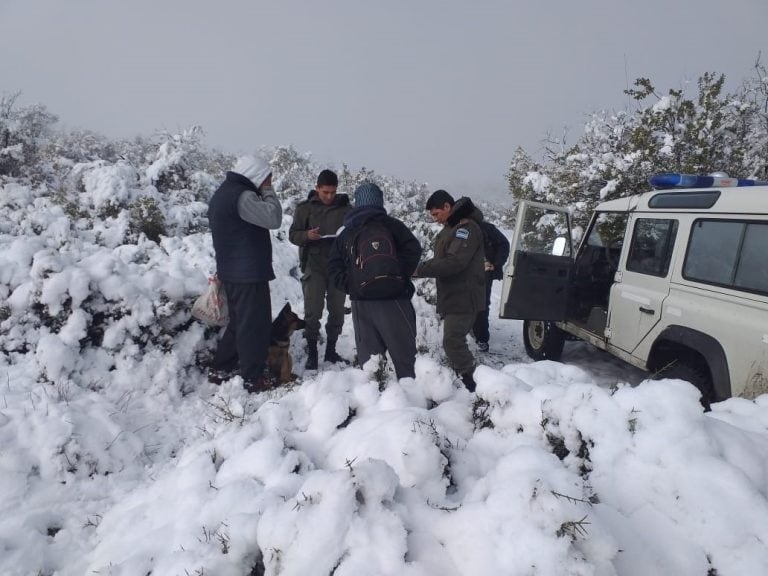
[354,182,384,208]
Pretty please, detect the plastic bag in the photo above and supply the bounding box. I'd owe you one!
[191,275,229,326]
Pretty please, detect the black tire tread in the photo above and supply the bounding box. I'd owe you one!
[523,320,565,361]
[656,357,715,410]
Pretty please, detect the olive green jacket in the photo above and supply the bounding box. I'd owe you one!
[416,197,486,315]
[289,192,351,272]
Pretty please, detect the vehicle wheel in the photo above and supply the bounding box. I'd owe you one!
[523,320,565,361]
[656,358,715,411]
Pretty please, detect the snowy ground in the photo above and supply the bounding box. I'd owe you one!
[1,171,768,576]
[3,267,768,575]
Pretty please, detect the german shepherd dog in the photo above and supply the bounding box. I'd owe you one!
[267,303,306,384]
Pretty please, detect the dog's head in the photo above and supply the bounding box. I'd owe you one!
[271,303,307,342]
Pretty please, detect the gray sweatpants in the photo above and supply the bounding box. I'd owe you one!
[351,299,417,379]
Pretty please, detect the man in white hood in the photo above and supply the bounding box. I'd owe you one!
[207,155,282,392]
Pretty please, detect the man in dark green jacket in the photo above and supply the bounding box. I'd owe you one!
[415,190,486,391]
[289,170,350,369]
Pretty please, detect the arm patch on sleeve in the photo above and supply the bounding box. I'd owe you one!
[455,227,470,240]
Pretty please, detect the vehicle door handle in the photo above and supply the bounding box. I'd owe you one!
[639,307,655,315]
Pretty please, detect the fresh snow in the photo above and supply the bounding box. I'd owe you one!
[1,154,768,576]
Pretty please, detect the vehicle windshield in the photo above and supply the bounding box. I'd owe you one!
[585,212,626,250]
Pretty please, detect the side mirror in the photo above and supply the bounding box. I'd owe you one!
[552,236,567,256]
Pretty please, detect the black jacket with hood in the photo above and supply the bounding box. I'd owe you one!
[480,221,510,281]
[328,206,422,300]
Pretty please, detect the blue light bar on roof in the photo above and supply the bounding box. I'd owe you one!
[649,173,768,189]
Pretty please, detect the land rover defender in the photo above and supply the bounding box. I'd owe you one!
[500,173,768,406]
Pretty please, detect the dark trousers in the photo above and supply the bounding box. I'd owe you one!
[444,313,476,374]
[472,276,494,343]
[302,267,346,343]
[351,299,417,379]
[212,281,271,381]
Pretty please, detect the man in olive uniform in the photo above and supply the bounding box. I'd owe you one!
[415,189,486,391]
[289,170,351,369]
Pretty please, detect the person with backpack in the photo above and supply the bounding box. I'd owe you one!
[328,181,422,379]
[289,169,351,370]
[414,190,485,392]
[473,216,510,352]
[207,155,282,393]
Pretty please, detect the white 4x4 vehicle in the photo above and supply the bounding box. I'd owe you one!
[500,173,768,407]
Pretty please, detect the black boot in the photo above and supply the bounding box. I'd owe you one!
[324,338,348,364]
[305,340,319,370]
[460,371,476,393]
[243,375,271,394]
[208,367,235,385]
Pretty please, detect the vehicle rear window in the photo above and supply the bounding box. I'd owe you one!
[683,219,768,295]
[648,191,721,209]
[626,218,678,277]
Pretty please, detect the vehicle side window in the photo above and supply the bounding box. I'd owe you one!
[518,205,572,257]
[626,218,678,277]
[734,223,768,293]
[683,219,768,296]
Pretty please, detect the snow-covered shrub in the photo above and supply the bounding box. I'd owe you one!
[81,161,140,213]
[507,64,768,229]
[128,196,166,243]
[0,91,58,180]
[2,98,768,576]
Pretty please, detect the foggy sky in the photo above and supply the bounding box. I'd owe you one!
[1,0,766,198]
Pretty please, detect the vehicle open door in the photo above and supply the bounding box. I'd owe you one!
[500,200,574,321]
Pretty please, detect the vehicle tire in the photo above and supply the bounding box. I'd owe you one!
[655,358,715,411]
[523,320,565,361]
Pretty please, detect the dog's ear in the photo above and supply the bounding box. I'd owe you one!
[279,302,290,314]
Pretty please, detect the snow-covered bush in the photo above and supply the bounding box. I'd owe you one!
[1,99,768,576]
[507,62,768,230]
[0,91,58,180]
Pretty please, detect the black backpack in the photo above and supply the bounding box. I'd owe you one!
[348,221,405,299]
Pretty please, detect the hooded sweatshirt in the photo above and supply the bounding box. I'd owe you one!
[327,206,422,300]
